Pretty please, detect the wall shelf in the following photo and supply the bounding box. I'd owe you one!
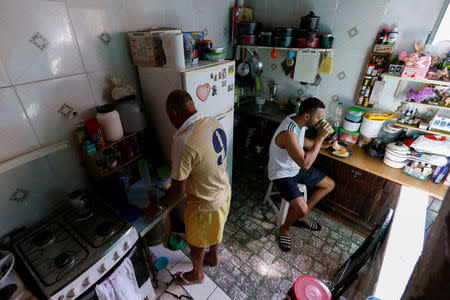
[394,122,450,138]
[0,141,70,174]
[237,44,333,53]
[382,74,450,87]
[402,101,450,111]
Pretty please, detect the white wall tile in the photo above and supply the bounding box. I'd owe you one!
[87,64,140,106]
[15,74,96,146]
[163,0,195,31]
[0,87,40,162]
[0,157,63,234]
[67,0,132,73]
[123,0,165,31]
[0,0,84,84]
[0,61,11,87]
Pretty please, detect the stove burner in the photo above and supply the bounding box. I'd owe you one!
[32,230,54,247]
[76,209,94,221]
[54,252,74,269]
[96,222,114,237]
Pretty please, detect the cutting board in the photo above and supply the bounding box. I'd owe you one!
[293,49,321,84]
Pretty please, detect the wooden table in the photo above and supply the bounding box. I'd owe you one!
[319,144,448,200]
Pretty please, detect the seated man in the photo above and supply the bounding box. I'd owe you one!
[268,97,335,252]
[144,89,231,285]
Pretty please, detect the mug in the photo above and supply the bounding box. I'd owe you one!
[320,34,334,49]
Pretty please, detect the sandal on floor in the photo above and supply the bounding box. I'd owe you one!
[293,219,322,231]
[175,272,205,286]
[279,235,292,252]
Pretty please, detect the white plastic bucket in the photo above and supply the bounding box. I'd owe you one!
[360,116,385,138]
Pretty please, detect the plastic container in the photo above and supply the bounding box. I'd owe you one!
[378,122,403,143]
[330,102,344,128]
[339,128,360,144]
[343,118,361,132]
[386,27,398,45]
[115,96,146,133]
[346,107,366,122]
[96,104,123,142]
[168,234,186,251]
[207,52,226,61]
[360,115,385,138]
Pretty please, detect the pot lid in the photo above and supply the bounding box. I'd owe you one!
[292,275,331,300]
[96,103,116,114]
[387,141,410,152]
[302,11,320,19]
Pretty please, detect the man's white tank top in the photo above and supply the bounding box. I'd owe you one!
[268,114,307,180]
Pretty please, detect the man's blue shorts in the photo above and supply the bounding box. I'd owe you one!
[273,167,326,202]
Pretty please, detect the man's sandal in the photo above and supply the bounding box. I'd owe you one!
[279,235,292,252]
[293,219,322,231]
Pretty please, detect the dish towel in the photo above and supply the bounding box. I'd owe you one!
[95,257,141,300]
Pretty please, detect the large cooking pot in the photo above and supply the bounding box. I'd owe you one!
[239,34,256,45]
[257,32,272,46]
[272,36,292,47]
[295,37,319,48]
[297,29,319,38]
[238,22,260,35]
[300,11,320,31]
[273,27,296,37]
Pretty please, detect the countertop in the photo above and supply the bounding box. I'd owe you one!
[126,180,185,236]
[236,99,448,200]
[320,145,448,200]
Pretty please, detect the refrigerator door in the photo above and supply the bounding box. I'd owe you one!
[182,61,235,117]
[215,107,234,185]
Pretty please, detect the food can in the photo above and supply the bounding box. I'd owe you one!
[363,76,371,85]
[367,65,375,75]
[364,88,371,97]
[357,96,364,105]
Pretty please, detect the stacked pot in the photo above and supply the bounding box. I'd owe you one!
[272,27,296,47]
[238,22,260,46]
[295,11,320,48]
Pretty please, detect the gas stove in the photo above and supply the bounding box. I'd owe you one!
[12,204,140,300]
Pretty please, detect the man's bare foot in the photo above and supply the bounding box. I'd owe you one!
[204,252,219,266]
[175,271,205,285]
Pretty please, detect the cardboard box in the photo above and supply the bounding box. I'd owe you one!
[128,28,181,67]
[373,44,395,54]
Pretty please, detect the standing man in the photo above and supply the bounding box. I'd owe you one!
[147,89,231,285]
[268,97,335,252]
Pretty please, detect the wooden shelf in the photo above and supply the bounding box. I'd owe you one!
[90,130,144,156]
[238,44,333,53]
[382,74,450,87]
[394,122,450,137]
[97,154,144,179]
[0,141,69,174]
[402,101,450,111]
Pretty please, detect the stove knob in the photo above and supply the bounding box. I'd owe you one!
[67,289,75,298]
[113,251,120,261]
[123,242,129,251]
[98,264,106,273]
[82,277,90,287]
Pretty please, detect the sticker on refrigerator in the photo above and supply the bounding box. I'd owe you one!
[196,83,210,102]
[214,74,218,81]
[227,84,233,92]
[222,68,227,78]
[210,73,213,79]
[228,66,234,74]
[212,85,217,96]
[219,73,222,80]
[221,80,227,87]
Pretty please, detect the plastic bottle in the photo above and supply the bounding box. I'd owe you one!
[138,159,152,190]
[386,27,398,45]
[72,112,87,143]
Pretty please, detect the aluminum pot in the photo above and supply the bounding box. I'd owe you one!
[295,37,319,48]
[299,11,320,31]
[238,22,260,35]
[297,29,320,38]
[273,27,296,37]
[257,32,272,46]
[239,34,256,45]
[272,36,292,47]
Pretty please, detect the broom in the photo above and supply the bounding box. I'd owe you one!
[318,50,333,74]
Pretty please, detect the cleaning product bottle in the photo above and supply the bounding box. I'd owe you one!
[386,27,398,45]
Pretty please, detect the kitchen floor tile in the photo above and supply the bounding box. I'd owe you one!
[149,244,186,271]
[207,286,231,300]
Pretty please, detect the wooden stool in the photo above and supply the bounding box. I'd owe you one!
[263,181,307,226]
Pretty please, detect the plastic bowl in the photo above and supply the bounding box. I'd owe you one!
[168,234,186,251]
[155,256,169,271]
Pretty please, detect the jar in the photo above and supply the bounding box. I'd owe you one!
[96,104,123,142]
[103,148,117,169]
[115,96,146,133]
[199,40,213,60]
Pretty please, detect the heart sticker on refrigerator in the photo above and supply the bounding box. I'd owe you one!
[196,83,210,102]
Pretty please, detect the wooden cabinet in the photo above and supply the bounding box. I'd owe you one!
[314,155,401,234]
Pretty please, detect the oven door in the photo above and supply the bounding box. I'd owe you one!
[77,239,155,300]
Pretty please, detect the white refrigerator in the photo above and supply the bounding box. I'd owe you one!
[138,60,235,184]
